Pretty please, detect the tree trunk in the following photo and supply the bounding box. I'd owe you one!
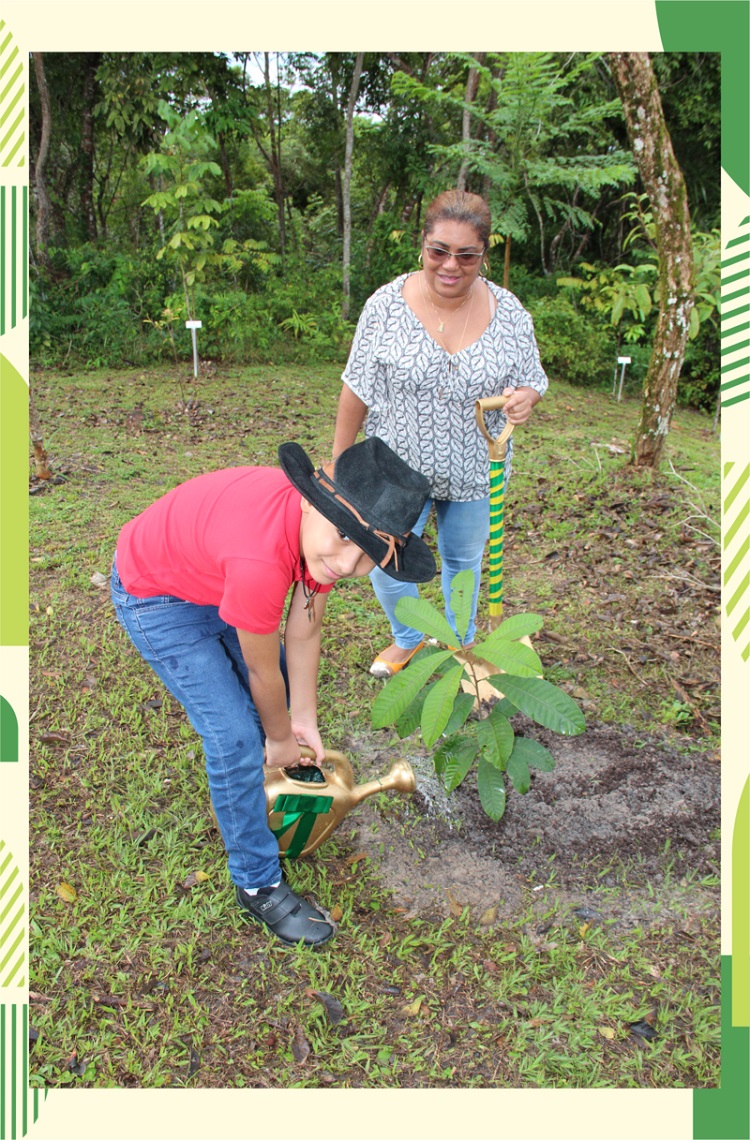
[503,235,512,290]
[31,53,52,270]
[456,54,484,192]
[29,385,52,481]
[608,52,694,468]
[263,53,286,265]
[342,52,364,320]
[80,53,100,241]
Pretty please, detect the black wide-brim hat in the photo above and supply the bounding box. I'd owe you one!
[278,437,437,583]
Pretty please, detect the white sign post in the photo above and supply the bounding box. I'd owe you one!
[186,320,202,380]
[615,356,631,402]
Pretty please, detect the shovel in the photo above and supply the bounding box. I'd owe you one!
[454,394,516,702]
[476,394,514,629]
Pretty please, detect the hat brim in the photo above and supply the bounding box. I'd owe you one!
[278,442,436,583]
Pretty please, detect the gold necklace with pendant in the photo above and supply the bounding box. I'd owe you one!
[417,270,469,332]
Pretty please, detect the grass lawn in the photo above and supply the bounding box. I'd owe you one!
[28,363,720,1089]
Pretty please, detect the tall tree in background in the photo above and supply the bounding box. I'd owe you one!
[342,52,364,319]
[31,53,52,271]
[456,53,485,192]
[608,52,694,469]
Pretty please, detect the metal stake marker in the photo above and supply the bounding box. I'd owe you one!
[615,355,631,402]
[185,320,202,379]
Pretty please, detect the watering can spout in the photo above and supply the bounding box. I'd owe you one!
[349,758,417,805]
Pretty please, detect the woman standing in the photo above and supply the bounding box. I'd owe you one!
[332,190,548,677]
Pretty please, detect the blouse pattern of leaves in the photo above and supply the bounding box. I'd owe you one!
[342,273,548,501]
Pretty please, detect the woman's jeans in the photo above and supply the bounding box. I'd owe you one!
[110,558,282,890]
[371,496,490,649]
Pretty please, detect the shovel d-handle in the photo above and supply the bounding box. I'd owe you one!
[475,394,514,461]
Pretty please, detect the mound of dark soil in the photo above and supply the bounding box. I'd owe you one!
[339,721,720,931]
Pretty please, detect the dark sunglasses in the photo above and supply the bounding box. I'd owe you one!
[423,245,484,266]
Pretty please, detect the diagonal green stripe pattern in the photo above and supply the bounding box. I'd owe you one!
[0,21,25,169]
[0,843,24,990]
[724,462,750,662]
[720,216,750,409]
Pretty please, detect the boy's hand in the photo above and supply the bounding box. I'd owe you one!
[292,722,325,766]
[264,733,303,770]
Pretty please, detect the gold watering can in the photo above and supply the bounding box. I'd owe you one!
[264,747,416,858]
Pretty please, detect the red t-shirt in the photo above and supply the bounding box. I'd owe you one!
[116,467,332,634]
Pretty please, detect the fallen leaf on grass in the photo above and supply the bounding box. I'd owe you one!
[181,871,210,889]
[401,996,424,1017]
[39,732,70,745]
[446,888,465,917]
[479,905,498,926]
[291,1025,311,1063]
[56,882,77,903]
[598,1027,616,1040]
[306,988,344,1024]
[345,853,368,867]
[90,571,109,589]
[65,1053,88,1077]
[329,904,343,923]
[629,1020,658,1041]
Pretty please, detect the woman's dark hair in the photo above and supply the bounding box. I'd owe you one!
[423,190,492,248]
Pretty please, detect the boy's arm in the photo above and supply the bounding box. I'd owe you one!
[284,581,329,762]
[237,627,301,769]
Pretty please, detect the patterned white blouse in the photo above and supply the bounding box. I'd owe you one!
[342,273,548,501]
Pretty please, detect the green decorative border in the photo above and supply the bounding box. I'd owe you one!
[656,5,750,1136]
[0,3,746,1137]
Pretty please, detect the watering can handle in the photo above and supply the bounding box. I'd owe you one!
[294,745,355,784]
[475,395,514,461]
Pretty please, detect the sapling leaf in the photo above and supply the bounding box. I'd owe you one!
[477,756,507,821]
[393,596,456,645]
[435,734,479,791]
[476,638,543,677]
[511,736,556,772]
[488,675,586,735]
[506,746,531,794]
[481,613,543,644]
[493,696,519,717]
[475,707,514,770]
[395,686,431,739]
[371,649,454,728]
[443,692,475,736]
[449,569,473,643]
[421,665,465,747]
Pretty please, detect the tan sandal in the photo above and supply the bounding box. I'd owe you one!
[369,641,425,679]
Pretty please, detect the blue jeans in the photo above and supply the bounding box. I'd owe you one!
[370,497,490,649]
[110,558,282,890]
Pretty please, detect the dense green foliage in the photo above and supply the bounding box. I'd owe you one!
[30,51,720,408]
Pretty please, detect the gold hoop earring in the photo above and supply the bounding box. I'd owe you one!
[418,251,423,266]
[481,260,489,276]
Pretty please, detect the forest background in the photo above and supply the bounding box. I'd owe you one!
[29,50,721,420]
